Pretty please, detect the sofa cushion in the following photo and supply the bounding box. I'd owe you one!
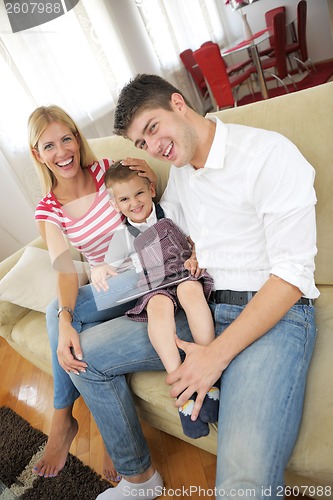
[0,247,89,313]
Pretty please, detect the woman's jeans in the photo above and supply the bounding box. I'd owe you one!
[47,269,138,409]
[69,301,316,497]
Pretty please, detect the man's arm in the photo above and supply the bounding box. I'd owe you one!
[167,274,302,421]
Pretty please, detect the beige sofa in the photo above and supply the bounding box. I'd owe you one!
[1,82,332,497]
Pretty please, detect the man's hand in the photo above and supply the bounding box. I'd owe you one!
[57,322,88,375]
[166,337,225,421]
[91,263,118,292]
[121,157,158,186]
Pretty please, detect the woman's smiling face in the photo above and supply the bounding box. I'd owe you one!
[34,121,81,181]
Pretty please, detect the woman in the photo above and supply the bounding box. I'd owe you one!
[28,105,156,480]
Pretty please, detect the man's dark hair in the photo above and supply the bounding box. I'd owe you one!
[113,74,193,138]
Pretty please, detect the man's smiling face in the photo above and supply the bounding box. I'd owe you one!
[126,95,198,168]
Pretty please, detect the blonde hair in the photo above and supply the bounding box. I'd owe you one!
[28,105,97,195]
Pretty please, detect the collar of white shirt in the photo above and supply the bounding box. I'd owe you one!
[203,115,228,170]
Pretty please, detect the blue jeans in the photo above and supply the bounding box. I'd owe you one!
[47,269,138,409]
[69,302,316,496]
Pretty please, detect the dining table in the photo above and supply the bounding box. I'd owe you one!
[221,17,297,100]
[221,29,271,99]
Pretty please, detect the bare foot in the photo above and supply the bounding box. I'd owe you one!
[103,447,121,483]
[33,409,78,478]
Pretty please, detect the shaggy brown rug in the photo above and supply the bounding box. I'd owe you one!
[0,407,111,499]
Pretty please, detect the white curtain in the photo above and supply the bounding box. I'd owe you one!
[134,0,228,108]
[0,0,134,258]
[0,0,227,259]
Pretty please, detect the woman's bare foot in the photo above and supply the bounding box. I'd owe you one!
[33,408,78,477]
[103,445,121,483]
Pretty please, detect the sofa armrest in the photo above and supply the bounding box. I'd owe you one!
[0,301,30,341]
[0,236,46,280]
[0,237,46,341]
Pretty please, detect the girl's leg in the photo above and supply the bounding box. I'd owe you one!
[177,280,215,345]
[146,294,209,439]
[35,270,138,478]
[146,294,180,373]
[177,281,219,423]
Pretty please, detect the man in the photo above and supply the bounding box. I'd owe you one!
[70,74,318,499]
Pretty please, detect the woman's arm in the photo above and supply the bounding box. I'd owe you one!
[37,221,87,374]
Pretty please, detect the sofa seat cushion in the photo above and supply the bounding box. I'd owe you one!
[128,370,218,453]
[286,285,333,484]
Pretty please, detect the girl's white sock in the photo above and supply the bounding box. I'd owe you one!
[96,470,163,499]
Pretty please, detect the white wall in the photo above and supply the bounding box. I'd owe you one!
[0,151,38,261]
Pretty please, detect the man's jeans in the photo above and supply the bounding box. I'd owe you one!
[70,302,316,498]
[46,269,138,409]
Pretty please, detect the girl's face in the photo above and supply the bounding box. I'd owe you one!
[111,175,156,223]
[33,121,81,181]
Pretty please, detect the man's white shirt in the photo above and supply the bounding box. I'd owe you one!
[161,116,319,298]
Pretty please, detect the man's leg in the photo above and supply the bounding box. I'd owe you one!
[213,303,316,499]
[69,310,193,476]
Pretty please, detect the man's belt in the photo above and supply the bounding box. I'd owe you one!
[209,290,313,306]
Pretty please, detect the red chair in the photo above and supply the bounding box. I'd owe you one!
[259,6,286,58]
[194,42,253,109]
[201,41,252,77]
[180,49,211,111]
[285,0,316,73]
[249,11,297,95]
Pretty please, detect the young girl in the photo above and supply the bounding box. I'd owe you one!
[92,162,220,439]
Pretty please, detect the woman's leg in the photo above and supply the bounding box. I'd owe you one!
[35,270,139,478]
[213,303,316,499]
[69,311,193,476]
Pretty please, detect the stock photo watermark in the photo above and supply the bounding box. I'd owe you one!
[3,0,79,32]
[122,485,333,497]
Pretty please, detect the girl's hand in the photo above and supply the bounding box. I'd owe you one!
[121,158,157,186]
[184,254,204,278]
[91,263,118,292]
[57,322,88,374]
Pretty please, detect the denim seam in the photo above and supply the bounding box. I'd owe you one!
[110,377,151,476]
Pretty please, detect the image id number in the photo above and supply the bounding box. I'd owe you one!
[6,2,62,15]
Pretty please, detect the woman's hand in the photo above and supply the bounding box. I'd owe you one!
[166,337,225,421]
[121,157,157,186]
[90,263,118,292]
[57,321,88,375]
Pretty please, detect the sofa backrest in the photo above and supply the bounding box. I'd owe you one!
[89,82,333,286]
